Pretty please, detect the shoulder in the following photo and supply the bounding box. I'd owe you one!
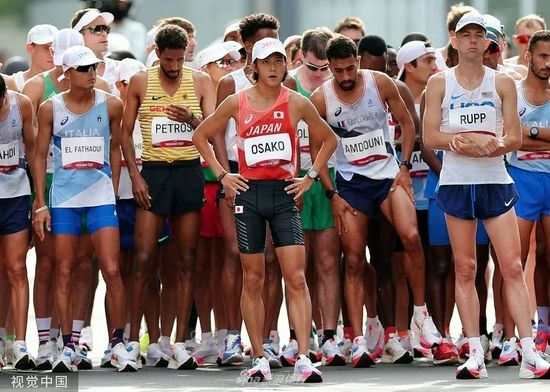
[426,72,446,91]
[104,91,123,107]
[218,72,236,89]
[14,91,32,109]
[283,74,297,90]
[495,71,516,88]
[191,68,212,84]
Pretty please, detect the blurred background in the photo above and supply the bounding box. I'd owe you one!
[0,0,548,69]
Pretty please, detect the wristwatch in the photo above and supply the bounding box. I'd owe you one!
[529,126,539,139]
[399,160,412,170]
[325,188,339,199]
[307,169,320,182]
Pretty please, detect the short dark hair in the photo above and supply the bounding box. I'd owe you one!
[0,75,6,101]
[358,35,387,56]
[334,16,365,36]
[252,55,288,82]
[301,27,333,60]
[71,7,99,29]
[239,13,280,43]
[158,17,195,35]
[528,30,550,53]
[155,25,188,53]
[326,35,357,61]
[401,32,430,47]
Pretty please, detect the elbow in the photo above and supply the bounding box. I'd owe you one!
[509,133,522,150]
[422,135,434,150]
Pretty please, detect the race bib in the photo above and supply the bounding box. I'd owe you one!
[244,133,292,167]
[297,120,309,153]
[410,150,429,178]
[342,128,387,166]
[61,137,104,169]
[151,117,193,147]
[449,105,497,134]
[517,150,550,161]
[0,140,19,173]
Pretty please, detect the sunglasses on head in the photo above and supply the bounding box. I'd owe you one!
[75,63,98,72]
[305,62,329,72]
[82,25,111,35]
[517,34,531,44]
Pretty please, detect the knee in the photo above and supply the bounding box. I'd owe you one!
[243,270,264,294]
[454,259,476,283]
[133,249,155,276]
[101,262,122,285]
[6,261,27,283]
[344,251,365,277]
[178,248,196,275]
[316,256,339,280]
[500,261,524,282]
[400,229,422,252]
[285,271,307,293]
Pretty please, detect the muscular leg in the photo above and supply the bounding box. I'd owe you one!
[210,237,225,330]
[195,236,213,333]
[33,234,55,335]
[174,212,201,343]
[71,236,94,330]
[54,234,79,342]
[263,236,282,338]
[475,244,490,336]
[393,253,409,333]
[159,241,178,339]
[240,252,266,357]
[427,245,453,334]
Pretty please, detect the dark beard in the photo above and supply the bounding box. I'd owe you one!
[531,62,550,80]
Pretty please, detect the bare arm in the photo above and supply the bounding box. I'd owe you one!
[418,91,442,174]
[395,79,421,147]
[214,74,236,172]
[423,74,454,150]
[521,125,550,143]
[19,94,35,176]
[107,95,124,196]
[96,76,112,93]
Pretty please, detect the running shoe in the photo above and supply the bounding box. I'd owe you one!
[534,332,548,354]
[185,336,200,354]
[79,326,93,352]
[293,354,323,383]
[433,341,460,365]
[365,319,384,359]
[455,333,469,360]
[158,336,172,358]
[498,337,520,366]
[0,339,5,369]
[481,334,491,361]
[5,338,13,365]
[490,324,504,359]
[350,336,375,368]
[337,337,352,363]
[309,336,321,362]
[74,345,93,370]
[168,342,198,370]
[381,334,413,364]
[321,339,347,366]
[126,341,143,369]
[519,352,550,379]
[456,354,487,379]
[265,338,280,356]
[220,334,244,365]
[263,344,282,368]
[35,340,55,370]
[52,346,75,373]
[13,341,36,370]
[147,342,170,367]
[411,331,433,359]
[112,342,139,372]
[280,339,298,367]
[100,344,115,368]
[411,313,443,349]
[246,357,271,382]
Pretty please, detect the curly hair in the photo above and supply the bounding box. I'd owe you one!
[239,13,280,43]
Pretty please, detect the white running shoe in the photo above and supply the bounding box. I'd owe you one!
[169,342,198,370]
[13,341,36,370]
[74,345,92,370]
[498,337,520,366]
[293,354,323,383]
[184,335,200,354]
[381,334,413,364]
[481,335,491,361]
[5,338,13,365]
[52,346,75,373]
[519,352,550,379]
[337,337,352,363]
[158,336,172,358]
[35,341,55,370]
[365,319,384,359]
[268,331,280,355]
[79,326,93,352]
[308,336,321,363]
[321,339,347,366]
[350,336,375,368]
[147,342,170,367]
[456,354,487,379]
[411,313,442,349]
[263,344,282,369]
[192,338,218,366]
[246,357,272,382]
[280,339,298,367]
[490,324,504,359]
[410,331,432,359]
[112,342,138,372]
[100,344,115,368]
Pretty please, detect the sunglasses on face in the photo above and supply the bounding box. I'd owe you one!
[305,62,329,72]
[517,34,531,44]
[486,42,501,54]
[75,63,99,72]
[214,59,236,68]
[82,25,111,35]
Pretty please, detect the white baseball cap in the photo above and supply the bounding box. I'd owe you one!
[62,45,103,73]
[283,35,301,49]
[73,9,114,33]
[252,38,286,62]
[117,58,146,83]
[27,24,58,45]
[146,26,157,49]
[396,40,435,80]
[482,14,504,38]
[455,12,486,33]
[53,29,84,66]
[197,41,242,68]
[146,50,159,67]
[223,22,240,40]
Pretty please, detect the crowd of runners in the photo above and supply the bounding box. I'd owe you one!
[0,0,549,384]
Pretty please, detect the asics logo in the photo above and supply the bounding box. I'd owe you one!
[519,107,526,116]
[61,116,69,125]
[244,114,253,124]
[335,107,342,116]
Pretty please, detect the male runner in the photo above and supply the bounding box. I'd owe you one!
[193,36,336,383]
[120,24,215,370]
[310,35,441,368]
[423,12,550,379]
[506,14,546,71]
[33,45,133,372]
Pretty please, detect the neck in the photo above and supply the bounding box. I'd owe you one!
[25,64,48,80]
[524,69,550,91]
[67,86,95,101]
[455,58,485,79]
[403,78,425,104]
[255,82,281,99]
